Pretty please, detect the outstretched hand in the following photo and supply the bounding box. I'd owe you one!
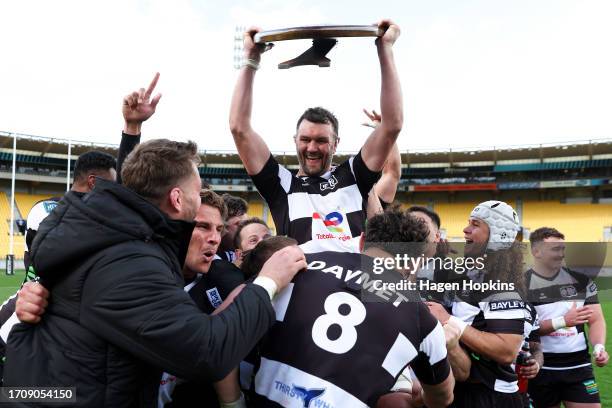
[361,108,381,128]
[122,72,162,134]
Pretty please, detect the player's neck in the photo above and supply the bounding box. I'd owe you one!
[532,263,560,278]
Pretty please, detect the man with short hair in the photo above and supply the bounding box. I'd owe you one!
[527,227,608,408]
[71,150,117,192]
[229,20,403,254]
[233,217,273,269]
[4,138,306,407]
[218,194,249,262]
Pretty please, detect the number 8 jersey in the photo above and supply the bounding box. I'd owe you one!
[251,252,451,408]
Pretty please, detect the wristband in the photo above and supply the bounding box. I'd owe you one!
[242,58,260,70]
[219,392,246,408]
[594,344,605,356]
[447,315,468,337]
[253,276,278,300]
[552,316,567,331]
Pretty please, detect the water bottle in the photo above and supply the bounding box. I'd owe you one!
[515,341,532,394]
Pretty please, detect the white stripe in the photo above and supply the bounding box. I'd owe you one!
[278,164,292,193]
[272,283,294,322]
[542,363,592,370]
[0,312,19,343]
[183,274,202,292]
[348,156,356,179]
[255,357,367,408]
[381,333,418,378]
[299,236,361,254]
[287,185,364,221]
[494,378,518,393]
[452,302,480,324]
[419,323,448,365]
[0,292,17,309]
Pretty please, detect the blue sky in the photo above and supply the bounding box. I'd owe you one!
[1,0,610,153]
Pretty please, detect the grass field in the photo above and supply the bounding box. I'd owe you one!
[0,271,611,405]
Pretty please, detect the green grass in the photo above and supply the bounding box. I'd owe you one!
[594,301,612,407]
[0,272,610,403]
[0,270,24,301]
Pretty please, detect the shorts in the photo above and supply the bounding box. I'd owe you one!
[529,365,600,407]
[452,382,524,408]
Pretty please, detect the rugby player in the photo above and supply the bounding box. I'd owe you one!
[222,209,455,407]
[427,200,529,408]
[229,20,403,253]
[233,217,273,269]
[527,227,608,408]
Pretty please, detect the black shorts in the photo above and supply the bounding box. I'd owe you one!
[452,382,524,408]
[529,365,600,407]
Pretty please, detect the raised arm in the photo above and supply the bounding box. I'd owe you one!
[361,20,403,173]
[362,109,402,205]
[374,142,401,204]
[229,28,272,175]
[118,73,162,183]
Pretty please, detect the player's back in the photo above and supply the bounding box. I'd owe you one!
[252,251,449,408]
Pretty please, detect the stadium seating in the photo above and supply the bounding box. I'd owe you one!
[522,201,612,242]
[0,192,26,257]
[15,193,54,220]
[432,202,483,241]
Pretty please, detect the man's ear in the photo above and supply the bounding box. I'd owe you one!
[359,232,365,252]
[169,187,182,213]
[87,175,97,191]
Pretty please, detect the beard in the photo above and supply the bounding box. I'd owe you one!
[298,151,333,177]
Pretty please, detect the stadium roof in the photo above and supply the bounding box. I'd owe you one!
[1,130,611,165]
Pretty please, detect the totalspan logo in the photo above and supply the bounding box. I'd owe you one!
[313,211,344,233]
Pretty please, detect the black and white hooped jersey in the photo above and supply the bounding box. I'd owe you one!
[524,302,540,343]
[252,252,450,408]
[251,153,380,254]
[526,267,598,369]
[452,273,528,394]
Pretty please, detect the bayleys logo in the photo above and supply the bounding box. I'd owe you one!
[313,211,344,233]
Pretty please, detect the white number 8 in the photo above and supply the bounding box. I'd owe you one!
[312,292,366,354]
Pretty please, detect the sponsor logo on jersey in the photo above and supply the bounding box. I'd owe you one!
[273,381,329,408]
[560,285,578,298]
[313,211,344,233]
[319,175,339,191]
[206,287,223,309]
[489,300,525,311]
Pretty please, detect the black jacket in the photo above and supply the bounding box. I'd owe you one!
[3,179,275,407]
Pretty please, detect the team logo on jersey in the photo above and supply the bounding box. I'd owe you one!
[560,285,578,298]
[319,175,339,191]
[313,211,344,233]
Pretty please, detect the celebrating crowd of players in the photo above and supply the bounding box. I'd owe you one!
[0,19,608,408]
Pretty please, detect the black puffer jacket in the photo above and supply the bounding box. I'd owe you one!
[3,179,275,407]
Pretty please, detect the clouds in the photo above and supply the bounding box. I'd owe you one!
[0,0,610,153]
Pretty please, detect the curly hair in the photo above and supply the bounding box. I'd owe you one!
[484,242,527,297]
[364,208,430,258]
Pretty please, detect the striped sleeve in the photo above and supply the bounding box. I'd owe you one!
[409,302,451,385]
